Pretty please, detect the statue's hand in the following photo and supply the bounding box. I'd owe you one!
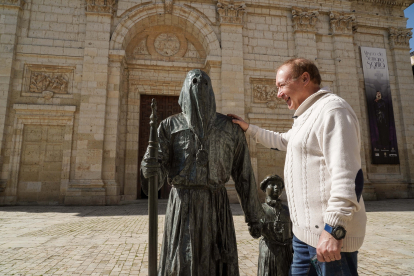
[141,157,161,179]
[248,221,262,239]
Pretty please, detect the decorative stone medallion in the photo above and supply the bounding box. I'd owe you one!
[154,33,181,57]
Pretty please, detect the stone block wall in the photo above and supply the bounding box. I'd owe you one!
[0,0,413,205]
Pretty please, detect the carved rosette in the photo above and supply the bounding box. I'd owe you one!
[389,27,412,49]
[165,0,173,14]
[85,0,117,14]
[154,33,180,56]
[217,1,246,25]
[0,0,25,8]
[329,11,356,35]
[251,79,284,110]
[292,7,319,32]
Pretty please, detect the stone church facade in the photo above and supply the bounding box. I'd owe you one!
[0,0,413,205]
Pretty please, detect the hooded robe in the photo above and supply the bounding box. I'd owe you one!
[141,69,264,276]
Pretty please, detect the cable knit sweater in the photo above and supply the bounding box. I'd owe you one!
[246,89,367,252]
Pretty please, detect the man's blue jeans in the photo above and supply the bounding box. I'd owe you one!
[289,235,358,276]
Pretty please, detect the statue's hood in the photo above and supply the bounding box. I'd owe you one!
[178,69,216,139]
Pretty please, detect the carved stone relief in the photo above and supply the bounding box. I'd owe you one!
[329,11,356,35]
[154,33,181,57]
[251,78,283,110]
[22,65,74,98]
[132,37,150,57]
[292,7,319,32]
[389,27,412,48]
[85,0,117,14]
[184,41,201,59]
[217,1,246,24]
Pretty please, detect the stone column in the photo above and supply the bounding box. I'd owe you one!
[0,0,25,191]
[389,27,414,197]
[65,0,116,205]
[292,7,319,60]
[329,12,376,200]
[217,1,245,117]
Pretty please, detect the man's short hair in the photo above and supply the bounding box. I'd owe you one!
[278,58,322,85]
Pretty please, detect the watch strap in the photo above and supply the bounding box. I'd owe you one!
[324,223,333,234]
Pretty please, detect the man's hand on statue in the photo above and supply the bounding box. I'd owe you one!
[248,221,262,239]
[141,157,161,179]
[227,114,249,132]
[316,230,342,263]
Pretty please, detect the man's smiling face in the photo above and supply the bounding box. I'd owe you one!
[276,64,308,110]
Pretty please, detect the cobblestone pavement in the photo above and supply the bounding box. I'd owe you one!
[0,199,413,276]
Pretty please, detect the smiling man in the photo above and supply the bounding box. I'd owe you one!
[228,58,367,276]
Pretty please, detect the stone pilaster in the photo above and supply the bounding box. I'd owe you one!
[329,12,376,200]
[205,57,222,112]
[65,0,115,205]
[103,50,126,205]
[292,7,319,59]
[0,0,25,187]
[388,27,414,193]
[217,1,245,116]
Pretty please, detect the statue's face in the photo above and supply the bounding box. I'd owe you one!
[188,70,211,116]
[266,181,282,199]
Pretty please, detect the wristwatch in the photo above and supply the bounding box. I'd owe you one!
[324,224,346,240]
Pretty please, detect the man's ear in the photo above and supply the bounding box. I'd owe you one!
[302,72,311,86]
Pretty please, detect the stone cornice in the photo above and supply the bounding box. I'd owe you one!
[217,1,246,25]
[85,0,117,15]
[330,11,356,35]
[292,7,319,33]
[389,27,412,49]
[350,0,413,7]
[0,0,25,9]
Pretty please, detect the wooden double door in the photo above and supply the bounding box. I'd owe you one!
[138,95,181,199]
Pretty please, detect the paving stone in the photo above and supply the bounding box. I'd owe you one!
[0,199,413,275]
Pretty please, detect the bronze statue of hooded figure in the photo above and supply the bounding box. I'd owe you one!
[141,69,264,276]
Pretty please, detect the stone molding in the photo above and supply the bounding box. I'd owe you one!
[251,78,283,110]
[165,0,173,14]
[389,27,412,49]
[292,7,319,33]
[217,1,246,25]
[0,0,25,9]
[85,0,117,15]
[349,0,412,7]
[329,11,356,35]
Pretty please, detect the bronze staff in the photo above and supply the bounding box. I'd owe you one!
[148,99,158,276]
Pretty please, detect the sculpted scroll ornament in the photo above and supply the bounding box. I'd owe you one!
[329,11,356,35]
[389,27,412,48]
[217,1,246,24]
[292,7,319,32]
[85,0,117,14]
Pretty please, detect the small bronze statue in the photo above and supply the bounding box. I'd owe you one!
[258,175,293,276]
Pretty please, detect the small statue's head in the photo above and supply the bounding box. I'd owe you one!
[376,91,382,100]
[260,174,284,200]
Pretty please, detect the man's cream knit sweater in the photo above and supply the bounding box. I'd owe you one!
[246,89,367,252]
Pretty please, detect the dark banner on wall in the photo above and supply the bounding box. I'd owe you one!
[360,47,399,164]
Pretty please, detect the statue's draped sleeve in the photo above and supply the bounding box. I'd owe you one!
[231,125,265,223]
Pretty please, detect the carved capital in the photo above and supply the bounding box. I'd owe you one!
[389,27,412,49]
[0,0,25,9]
[329,11,356,35]
[165,0,173,14]
[85,0,117,15]
[217,1,246,25]
[292,7,319,33]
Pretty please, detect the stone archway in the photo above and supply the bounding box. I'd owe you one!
[110,3,222,201]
